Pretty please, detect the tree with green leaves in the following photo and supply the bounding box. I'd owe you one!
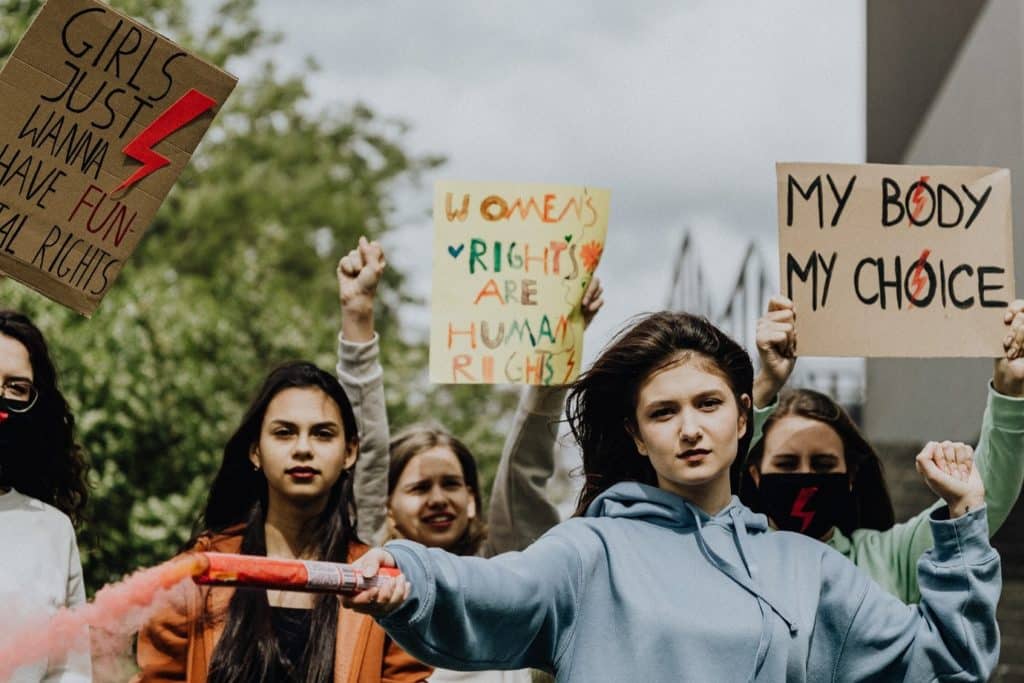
[0,0,516,591]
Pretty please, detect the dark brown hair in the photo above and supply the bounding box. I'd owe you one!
[0,310,89,526]
[388,424,487,556]
[738,388,895,535]
[201,361,360,683]
[567,312,754,515]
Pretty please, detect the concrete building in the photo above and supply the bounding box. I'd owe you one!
[867,3,1023,678]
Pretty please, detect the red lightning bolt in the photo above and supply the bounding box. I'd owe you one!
[562,349,576,384]
[790,486,819,534]
[908,174,930,226]
[112,88,217,194]
[907,248,932,309]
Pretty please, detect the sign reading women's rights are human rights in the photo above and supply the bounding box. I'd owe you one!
[777,162,1014,357]
[430,181,610,385]
[0,0,236,315]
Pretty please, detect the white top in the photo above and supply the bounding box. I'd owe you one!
[429,668,536,683]
[0,488,91,682]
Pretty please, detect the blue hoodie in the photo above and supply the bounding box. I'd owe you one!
[379,482,1000,682]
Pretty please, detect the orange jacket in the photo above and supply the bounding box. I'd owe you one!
[134,529,431,683]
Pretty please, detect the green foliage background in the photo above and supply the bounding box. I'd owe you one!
[0,0,516,591]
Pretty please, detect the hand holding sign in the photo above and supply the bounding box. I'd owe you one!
[581,276,604,330]
[994,300,1024,396]
[753,295,797,408]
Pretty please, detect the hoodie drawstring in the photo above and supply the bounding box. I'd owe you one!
[689,505,799,681]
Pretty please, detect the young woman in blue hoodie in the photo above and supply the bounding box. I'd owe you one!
[341,312,1000,683]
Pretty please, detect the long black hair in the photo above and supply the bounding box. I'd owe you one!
[738,388,895,535]
[567,312,753,515]
[200,361,360,683]
[0,310,88,526]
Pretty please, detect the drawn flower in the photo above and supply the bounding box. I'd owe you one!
[580,241,603,272]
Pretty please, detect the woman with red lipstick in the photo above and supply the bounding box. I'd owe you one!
[0,310,91,682]
[738,294,1024,603]
[135,362,430,683]
[336,238,602,682]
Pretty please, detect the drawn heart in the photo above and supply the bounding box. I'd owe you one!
[564,235,573,243]
[448,244,465,258]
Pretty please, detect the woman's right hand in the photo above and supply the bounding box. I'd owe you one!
[342,548,409,618]
[338,236,386,342]
[753,295,797,408]
[915,441,985,519]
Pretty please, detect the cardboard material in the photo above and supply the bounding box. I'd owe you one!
[430,181,610,385]
[0,0,237,315]
[777,162,1015,357]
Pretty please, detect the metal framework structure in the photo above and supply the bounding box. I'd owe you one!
[666,229,864,412]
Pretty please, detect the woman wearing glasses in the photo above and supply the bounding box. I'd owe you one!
[0,310,91,682]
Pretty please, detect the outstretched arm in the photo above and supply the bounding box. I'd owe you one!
[344,530,585,673]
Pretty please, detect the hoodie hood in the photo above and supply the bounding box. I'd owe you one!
[584,480,769,531]
[586,481,798,681]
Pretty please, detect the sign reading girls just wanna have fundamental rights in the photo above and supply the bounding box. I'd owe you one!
[0,0,237,315]
[430,181,610,385]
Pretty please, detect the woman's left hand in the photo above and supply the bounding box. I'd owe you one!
[582,277,604,330]
[341,548,409,618]
[994,299,1024,396]
[915,441,985,518]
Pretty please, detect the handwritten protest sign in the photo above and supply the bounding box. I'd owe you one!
[0,0,237,315]
[430,181,610,385]
[777,162,1014,357]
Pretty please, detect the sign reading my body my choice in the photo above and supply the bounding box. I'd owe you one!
[777,162,1014,357]
[0,0,237,315]
[431,181,610,385]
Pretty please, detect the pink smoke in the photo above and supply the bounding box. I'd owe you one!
[0,555,204,681]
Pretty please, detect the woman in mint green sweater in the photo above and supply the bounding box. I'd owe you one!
[741,295,1024,603]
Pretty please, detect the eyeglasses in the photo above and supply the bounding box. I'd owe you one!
[1,378,38,413]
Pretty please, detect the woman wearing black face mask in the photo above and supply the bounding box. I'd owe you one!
[737,295,1024,604]
[0,310,91,681]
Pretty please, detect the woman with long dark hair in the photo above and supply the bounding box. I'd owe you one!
[135,362,429,682]
[343,312,999,682]
[740,295,1024,602]
[0,310,91,682]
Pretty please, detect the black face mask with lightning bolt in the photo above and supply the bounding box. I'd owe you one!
[0,406,36,487]
[755,473,853,539]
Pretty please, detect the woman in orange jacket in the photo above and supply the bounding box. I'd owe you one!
[135,361,430,683]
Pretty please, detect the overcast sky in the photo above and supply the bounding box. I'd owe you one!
[251,1,866,360]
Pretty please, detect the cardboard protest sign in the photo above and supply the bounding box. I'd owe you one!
[0,0,237,315]
[777,162,1014,357]
[430,181,610,385]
